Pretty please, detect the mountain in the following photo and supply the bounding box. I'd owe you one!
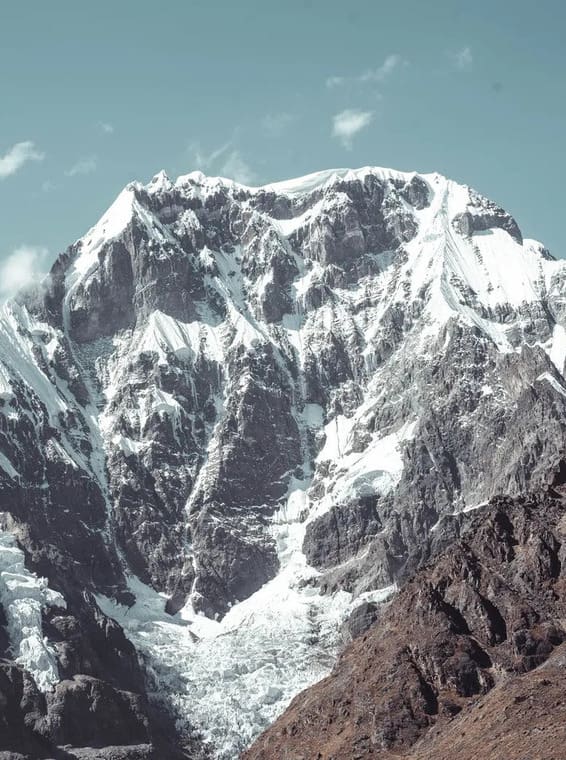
[244,491,566,760]
[243,494,566,760]
[1,165,566,757]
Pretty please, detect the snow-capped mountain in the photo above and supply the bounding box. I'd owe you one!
[2,165,566,758]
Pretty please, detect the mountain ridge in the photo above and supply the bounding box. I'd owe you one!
[1,164,566,757]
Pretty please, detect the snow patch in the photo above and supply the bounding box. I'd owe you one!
[351,584,396,608]
[138,310,223,364]
[315,419,417,518]
[547,323,566,374]
[537,372,566,398]
[259,166,424,197]
[0,452,19,480]
[67,187,135,289]
[461,500,488,514]
[273,200,324,237]
[468,229,543,308]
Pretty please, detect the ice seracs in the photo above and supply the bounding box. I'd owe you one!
[96,474,374,759]
[0,530,65,691]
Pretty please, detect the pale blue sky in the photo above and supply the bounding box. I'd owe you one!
[1,0,565,289]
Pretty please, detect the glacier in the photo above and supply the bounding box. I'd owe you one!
[0,529,65,691]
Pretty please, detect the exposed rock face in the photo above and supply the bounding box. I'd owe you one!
[408,645,566,760]
[340,600,382,641]
[2,166,566,755]
[244,492,566,759]
[47,676,150,747]
[6,167,566,615]
[0,660,199,759]
[0,535,205,757]
[303,498,383,570]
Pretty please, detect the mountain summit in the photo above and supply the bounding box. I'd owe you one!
[1,166,566,757]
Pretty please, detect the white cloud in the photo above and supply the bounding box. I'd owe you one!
[332,109,373,149]
[326,75,345,89]
[326,54,407,89]
[65,156,97,177]
[219,150,257,185]
[0,246,50,300]
[97,121,114,134]
[360,54,406,84]
[189,142,257,185]
[190,142,232,169]
[452,46,473,70]
[0,141,44,179]
[261,112,295,137]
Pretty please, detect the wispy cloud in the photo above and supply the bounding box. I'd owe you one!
[360,54,406,84]
[261,112,296,137]
[332,109,373,150]
[326,54,407,89]
[97,121,114,134]
[0,141,44,179]
[0,245,50,300]
[190,142,232,169]
[189,142,257,185]
[65,156,97,177]
[451,46,473,71]
[219,150,256,184]
[326,75,346,89]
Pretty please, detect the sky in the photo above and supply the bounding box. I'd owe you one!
[1,0,565,293]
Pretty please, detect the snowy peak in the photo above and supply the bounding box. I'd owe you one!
[52,163,547,352]
[64,164,543,315]
[3,164,566,758]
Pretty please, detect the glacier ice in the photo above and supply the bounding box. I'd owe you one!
[97,480,393,758]
[0,529,66,691]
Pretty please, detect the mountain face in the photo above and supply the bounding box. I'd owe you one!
[1,165,566,757]
[244,491,566,760]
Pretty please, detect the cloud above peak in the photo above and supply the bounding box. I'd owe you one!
[0,245,50,300]
[65,156,97,177]
[261,112,296,137]
[0,141,44,179]
[219,149,256,185]
[332,109,373,149]
[189,142,257,185]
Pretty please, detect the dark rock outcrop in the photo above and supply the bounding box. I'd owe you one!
[0,583,206,758]
[303,498,383,570]
[244,493,566,759]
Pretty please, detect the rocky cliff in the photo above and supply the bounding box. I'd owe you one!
[0,166,566,757]
[244,491,566,759]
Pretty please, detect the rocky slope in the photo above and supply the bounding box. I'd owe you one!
[244,490,566,759]
[1,166,566,756]
[408,649,566,760]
